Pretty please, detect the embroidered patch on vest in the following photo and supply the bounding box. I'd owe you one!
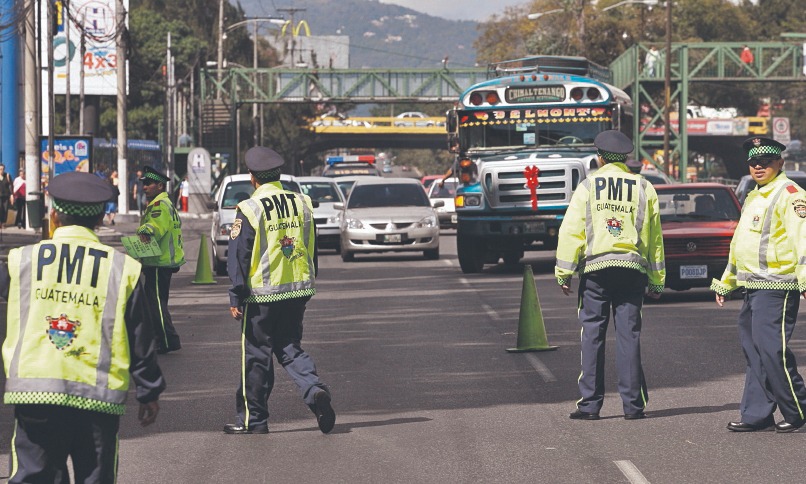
[793,199,806,218]
[606,217,623,237]
[752,214,761,228]
[280,235,296,259]
[154,201,161,207]
[230,218,242,239]
[46,314,81,350]
[787,185,798,194]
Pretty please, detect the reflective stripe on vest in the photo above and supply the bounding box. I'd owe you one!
[759,183,792,272]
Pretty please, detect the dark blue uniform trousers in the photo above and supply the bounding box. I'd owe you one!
[235,296,328,431]
[577,267,648,415]
[738,289,806,426]
[143,266,181,352]
[9,405,119,484]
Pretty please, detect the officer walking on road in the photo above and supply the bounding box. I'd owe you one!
[137,166,185,354]
[712,137,806,433]
[555,130,665,421]
[1,172,165,483]
[224,146,335,435]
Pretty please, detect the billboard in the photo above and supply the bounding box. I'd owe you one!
[40,136,93,177]
[42,0,128,96]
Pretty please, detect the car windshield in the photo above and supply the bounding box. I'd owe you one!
[429,181,457,199]
[300,182,342,203]
[658,188,740,222]
[221,181,254,208]
[348,183,431,209]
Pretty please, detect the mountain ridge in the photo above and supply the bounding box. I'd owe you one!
[238,0,479,69]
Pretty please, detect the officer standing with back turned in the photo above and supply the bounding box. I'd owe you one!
[713,137,806,433]
[137,166,185,354]
[2,172,165,483]
[224,146,335,435]
[555,130,665,421]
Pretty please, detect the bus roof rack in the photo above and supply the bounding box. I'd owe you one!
[487,55,611,84]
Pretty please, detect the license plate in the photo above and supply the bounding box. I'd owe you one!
[680,265,708,279]
[523,221,546,233]
[384,234,402,243]
[451,214,458,223]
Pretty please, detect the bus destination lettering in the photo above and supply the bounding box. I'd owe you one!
[505,86,566,103]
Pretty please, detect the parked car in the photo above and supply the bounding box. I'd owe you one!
[427,177,458,228]
[297,176,345,251]
[394,111,434,127]
[735,171,806,204]
[210,174,300,276]
[655,183,742,291]
[337,178,442,261]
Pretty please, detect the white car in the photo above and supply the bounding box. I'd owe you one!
[210,173,299,276]
[394,111,435,127]
[337,178,442,262]
[297,176,345,251]
[333,175,381,200]
[427,177,458,228]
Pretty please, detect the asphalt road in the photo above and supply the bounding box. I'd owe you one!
[2,219,806,483]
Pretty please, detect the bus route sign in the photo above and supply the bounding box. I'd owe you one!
[505,86,566,103]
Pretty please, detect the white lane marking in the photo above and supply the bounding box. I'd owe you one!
[614,460,651,484]
[459,277,469,285]
[525,353,556,382]
[481,304,500,321]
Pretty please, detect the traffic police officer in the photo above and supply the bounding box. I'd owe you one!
[137,166,185,353]
[2,172,165,483]
[712,137,806,433]
[555,130,665,420]
[224,146,335,435]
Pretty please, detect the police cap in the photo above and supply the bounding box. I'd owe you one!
[140,166,169,184]
[742,136,786,162]
[245,146,285,180]
[594,130,634,163]
[49,171,115,217]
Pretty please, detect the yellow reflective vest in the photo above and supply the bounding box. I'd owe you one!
[2,226,142,415]
[237,182,316,303]
[555,162,666,292]
[712,173,806,295]
[137,191,186,268]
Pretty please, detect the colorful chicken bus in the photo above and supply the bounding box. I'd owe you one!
[445,55,634,273]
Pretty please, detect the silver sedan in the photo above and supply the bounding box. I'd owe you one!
[337,178,442,262]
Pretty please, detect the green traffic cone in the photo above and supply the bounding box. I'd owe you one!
[506,264,557,353]
[192,234,217,285]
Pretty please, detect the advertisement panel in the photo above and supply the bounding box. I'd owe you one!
[41,0,128,96]
[40,136,93,177]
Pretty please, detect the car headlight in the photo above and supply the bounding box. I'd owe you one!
[344,218,364,229]
[218,223,232,236]
[456,194,481,208]
[328,214,339,224]
[415,215,438,228]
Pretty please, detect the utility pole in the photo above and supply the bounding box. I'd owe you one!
[253,20,258,147]
[216,0,224,99]
[277,7,305,66]
[662,0,672,178]
[23,0,39,230]
[65,0,71,134]
[116,0,129,213]
[79,12,85,134]
[47,0,56,193]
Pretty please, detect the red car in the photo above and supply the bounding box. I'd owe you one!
[654,183,742,291]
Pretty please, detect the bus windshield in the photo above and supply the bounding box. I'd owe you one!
[458,107,613,151]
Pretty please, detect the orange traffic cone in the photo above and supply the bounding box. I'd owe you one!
[506,265,557,353]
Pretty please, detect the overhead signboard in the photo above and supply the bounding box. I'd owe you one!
[40,136,93,176]
[773,117,791,144]
[41,0,128,96]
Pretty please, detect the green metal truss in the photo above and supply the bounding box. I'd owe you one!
[610,41,805,180]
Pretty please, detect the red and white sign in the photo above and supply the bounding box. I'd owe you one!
[773,117,791,144]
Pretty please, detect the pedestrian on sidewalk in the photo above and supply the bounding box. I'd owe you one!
[180,176,189,212]
[136,166,185,354]
[12,169,26,228]
[1,171,165,483]
[224,146,334,435]
[105,170,119,225]
[0,163,12,227]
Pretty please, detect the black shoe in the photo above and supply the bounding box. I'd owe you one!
[775,419,805,433]
[156,345,181,355]
[569,409,600,420]
[223,423,268,435]
[624,411,646,420]
[727,420,775,432]
[313,391,336,434]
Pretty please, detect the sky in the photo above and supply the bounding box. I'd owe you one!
[378,0,529,22]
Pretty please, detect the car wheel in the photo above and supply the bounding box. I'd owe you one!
[341,245,355,262]
[424,247,440,260]
[457,233,484,273]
